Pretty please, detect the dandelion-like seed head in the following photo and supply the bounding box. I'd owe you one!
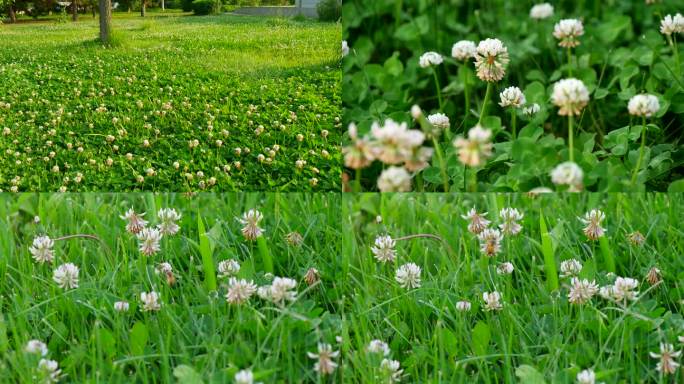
[628,94,660,117]
[395,262,422,289]
[551,78,589,116]
[371,235,396,263]
[238,209,264,241]
[474,38,510,82]
[553,19,584,47]
[451,40,477,61]
[499,86,526,108]
[53,263,79,290]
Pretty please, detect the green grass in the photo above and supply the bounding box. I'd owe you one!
[0,193,342,382]
[342,193,684,382]
[0,14,341,191]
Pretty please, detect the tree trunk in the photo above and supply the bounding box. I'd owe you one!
[140,1,145,17]
[99,0,111,43]
[8,3,16,23]
[91,4,95,17]
[72,0,78,21]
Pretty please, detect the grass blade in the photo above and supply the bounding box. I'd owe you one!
[197,212,217,292]
[599,236,616,273]
[539,210,559,292]
[257,236,274,274]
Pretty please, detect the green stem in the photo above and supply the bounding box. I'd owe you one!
[467,167,478,192]
[478,82,493,126]
[631,116,647,186]
[354,168,361,192]
[433,69,444,111]
[463,64,471,128]
[673,35,681,76]
[568,114,575,162]
[510,109,517,140]
[567,47,573,77]
[432,137,450,192]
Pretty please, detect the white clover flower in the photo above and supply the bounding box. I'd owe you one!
[451,40,477,60]
[226,278,257,305]
[456,300,472,312]
[646,267,661,285]
[371,235,396,263]
[496,262,515,275]
[474,38,509,82]
[380,358,403,383]
[307,343,339,375]
[499,207,523,235]
[157,208,181,235]
[120,208,148,234]
[235,369,256,384]
[114,301,130,312]
[140,291,161,312]
[259,277,297,304]
[218,259,241,278]
[553,19,584,47]
[377,167,412,192]
[523,103,541,116]
[238,209,264,241]
[404,146,434,172]
[576,368,596,384]
[551,162,584,189]
[628,94,660,117]
[453,124,494,167]
[650,343,681,375]
[499,86,526,108]
[611,277,639,302]
[568,277,598,304]
[137,227,162,256]
[343,123,375,170]
[530,3,553,19]
[29,235,55,264]
[371,119,425,165]
[410,104,423,119]
[628,231,646,246]
[53,263,79,290]
[418,51,443,68]
[367,339,390,356]
[462,208,491,234]
[580,209,606,241]
[478,228,503,257]
[395,262,421,289]
[482,291,503,311]
[427,113,450,136]
[560,259,583,278]
[551,78,589,116]
[25,340,48,356]
[38,358,62,383]
[342,40,349,57]
[660,14,684,35]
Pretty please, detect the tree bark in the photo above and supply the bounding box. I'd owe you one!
[140,0,145,17]
[72,0,78,21]
[8,3,16,23]
[99,0,111,43]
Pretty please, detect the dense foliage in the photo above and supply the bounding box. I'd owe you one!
[342,0,684,192]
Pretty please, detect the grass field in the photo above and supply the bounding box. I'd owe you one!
[0,193,342,383]
[342,193,684,382]
[0,13,341,192]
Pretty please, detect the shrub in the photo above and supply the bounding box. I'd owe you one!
[316,0,340,22]
[192,0,221,15]
[181,0,194,11]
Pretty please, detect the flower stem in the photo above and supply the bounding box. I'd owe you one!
[567,47,573,76]
[433,69,444,111]
[478,82,493,126]
[568,114,575,162]
[468,167,478,192]
[673,35,681,76]
[432,137,450,192]
[463,64,471,127]
[510,109,517,140]
[631,116,647,186]
[354,168,361,192]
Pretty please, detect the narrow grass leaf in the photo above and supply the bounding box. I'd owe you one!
[197,213,217,292]
[599,236,616,273]
[539,211,559,292]
[257,236,274,274]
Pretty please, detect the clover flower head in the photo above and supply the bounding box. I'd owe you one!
[530,3,554,19]
[462,208,491,235]
[551,78,589,116]
[660,14,684,35]
[53,263,79,290]
[478,228,503,257]
[568,277,598,304]
[419,51,443,68]
[30,235,55,264]
[628,94,660,117]
[453,124,493,167]
[553,19,584,47]
[395,262,422,289]
[551,161,584,189]
[474,38,509,82]
[499,207,524,235]
[649,343,681,375]
[371,235,396,263]
[499,86,526,108]
[580,209,606,241]
[451,40,477,60]
[483,291,503,311]
[377,167,412,192]
[307,343,339,375]
[238,209,264,241]
[226,278,257,305]
[140,291,161,311]
[157,208,181,235]
[560,259,583,278]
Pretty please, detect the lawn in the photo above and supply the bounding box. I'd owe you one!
[0,13,342,192]
[0,193,343,382]
[342,0,684,193]
[342,192,684,382]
